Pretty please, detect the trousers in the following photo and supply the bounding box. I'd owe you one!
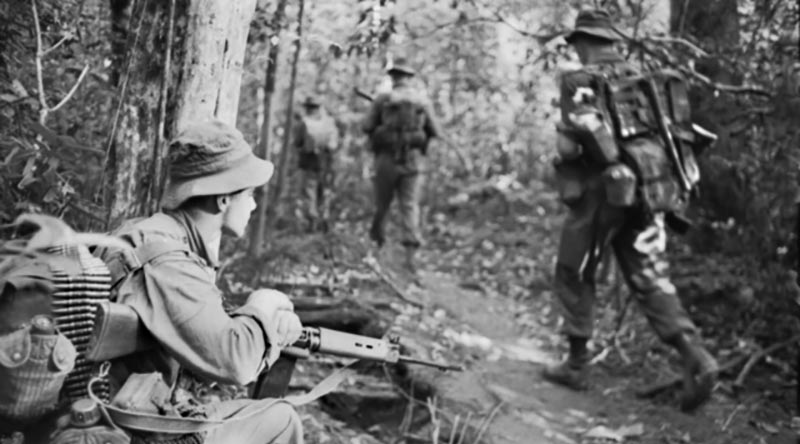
[369,151,424,248]
[299,166,333,230]
[554,181,696,341]
[204,398,303,444]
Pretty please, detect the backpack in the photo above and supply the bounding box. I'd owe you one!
[300,113,338,153]
[0,214,187,431]
[0,215,128,428]
[371,87,429,153]
[565,66,701,213]
[296,112,338,171]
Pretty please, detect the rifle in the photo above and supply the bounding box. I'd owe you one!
[85,302,462,401]
[640,78,692,193]
[353,87,473,173]
[252,326,463,398]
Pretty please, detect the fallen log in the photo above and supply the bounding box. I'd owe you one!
[295,297,388,336]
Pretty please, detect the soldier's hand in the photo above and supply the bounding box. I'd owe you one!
[247,289,294,313]
[274,311,303,347]
[246,289,301,347]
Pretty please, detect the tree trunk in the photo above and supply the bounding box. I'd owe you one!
[104,0,257,230]
[266,0,304,229]
[249,0,289,258]
[108,0,131,88]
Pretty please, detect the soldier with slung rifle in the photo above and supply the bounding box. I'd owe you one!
[544,9,719,412]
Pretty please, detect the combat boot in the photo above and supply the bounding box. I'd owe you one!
[542,337,590,391]
[667,333,719,412]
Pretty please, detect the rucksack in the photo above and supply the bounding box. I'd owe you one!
[300,113,338,154]
[296,111,339,171]
[564,65,702,213]
[0,214,187,431]
[0,215,131,428]
[371,87,429,153]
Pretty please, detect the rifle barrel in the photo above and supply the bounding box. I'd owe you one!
[399,355,464,372]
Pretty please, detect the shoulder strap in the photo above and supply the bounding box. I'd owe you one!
[106,238,191,290]
[130,239,191,271]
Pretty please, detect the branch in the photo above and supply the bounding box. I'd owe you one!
[642,36,708,57]
[41,33,72,57]
[31,0,49,123]
[614,28,773,98]
[734,334,800,388]
[464,0,558,43]
[683,68,772,97]
[50,64,90,112]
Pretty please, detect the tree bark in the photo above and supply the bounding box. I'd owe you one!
[249,0,289,258]
[108,0,131,88]
[266,0,304,229]
[104,0,257,230]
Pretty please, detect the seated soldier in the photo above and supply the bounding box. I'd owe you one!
[97,120,304,444]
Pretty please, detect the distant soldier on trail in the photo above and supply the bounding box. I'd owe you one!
[293,96,339,232]
[544,9,719,412]
[362,58,441,272]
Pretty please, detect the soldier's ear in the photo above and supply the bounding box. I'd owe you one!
[215,195,231,213]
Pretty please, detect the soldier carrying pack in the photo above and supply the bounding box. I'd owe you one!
[559,64,717,224]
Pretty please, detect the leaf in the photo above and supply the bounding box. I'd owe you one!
[10,79,28,98]
[2,146,20,166]
[17,157,38,189]
[500,343,553,365]
[584,425,623,442]
[615,423,644,438]
[751,421,779,435]
[0,93,18,103]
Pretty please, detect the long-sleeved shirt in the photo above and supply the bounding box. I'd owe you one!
[99,211,272,386]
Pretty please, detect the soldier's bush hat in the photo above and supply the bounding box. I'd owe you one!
[564,9,621,44]
[386,58,416,76]
[161,120,273,210]
[301,96,321,108]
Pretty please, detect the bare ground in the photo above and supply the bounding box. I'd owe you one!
[229,179,797,444]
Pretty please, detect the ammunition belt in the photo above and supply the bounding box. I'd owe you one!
[48,245,112,403]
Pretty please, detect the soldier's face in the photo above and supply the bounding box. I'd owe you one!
[573,41,591,64]
[221,188,257,237]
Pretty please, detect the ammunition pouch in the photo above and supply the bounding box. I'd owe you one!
[602,163,637,207]
[620,138,685,213]
[0,318,77,424]
[553,157,590,207]
[567,108,619,165]
[371,125,427,156]
[85,301,156,363]
[555,122,582,160]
